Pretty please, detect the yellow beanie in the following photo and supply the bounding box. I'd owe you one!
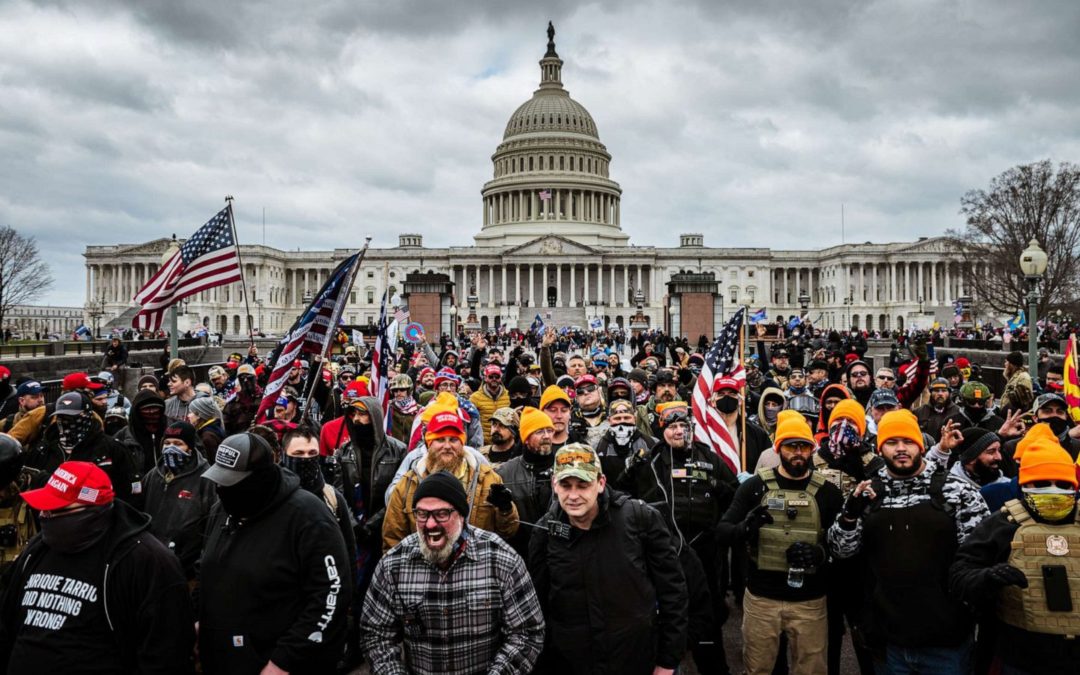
[829,399,867,437]
[420,392,459,424]
[876,410,924,452]
[540,385,571,411]
[519,406,555,442]
[1018,425,1079,488]
[774,409,815,450]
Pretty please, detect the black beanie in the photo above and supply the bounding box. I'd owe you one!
[164,420,199,451]
[508,376,532,396]
[1006,351,1025,367]
[957,428,999,464]
[413,470,470,517]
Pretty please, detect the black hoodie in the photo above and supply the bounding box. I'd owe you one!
[0,501,195,674]
[198,468,352,675]
[114,390,167,475]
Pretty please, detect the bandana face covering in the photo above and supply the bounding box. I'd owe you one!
[162,444,193,473]
[610,423,636,446]
[827,420,862,461]
[41,504,113,553]
[58,414,94,453]
[282,455,325,493]
[1023,487,1077,522]
[763,406,780,425]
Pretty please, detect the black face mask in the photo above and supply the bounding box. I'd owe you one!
[282,455,325,494]
[1046,417,1071,439]
[347,418,376,448]
[41,504,113,553]
[216,465,281,519]
[963,406,985,422]
[715,396,739,414]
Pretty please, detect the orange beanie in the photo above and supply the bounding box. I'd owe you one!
[876,410,924,452]
[829,399,867,437]
[540,385,571,411]
[774,409,816,450]
[1018,424,1079,488]
[1014,422,1056,462]
[519,406,554,443]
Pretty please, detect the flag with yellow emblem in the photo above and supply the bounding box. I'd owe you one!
[1063,334,1080,423]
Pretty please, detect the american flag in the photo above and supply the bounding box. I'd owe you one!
[133,206,242,331]
[370,292,393,427]
[255,252,363,423]
[692,307,747,473]
[394,306,410,324]
[538,189,552,201]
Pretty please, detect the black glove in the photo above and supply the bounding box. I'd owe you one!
[910,335,928,361]
[841,491,873,522]
[739,504,774,539]
[785,541,826,568]
[354,520,378,544]
[986,563,1029,589]
[624,446,651,471]
[486,483,514,513]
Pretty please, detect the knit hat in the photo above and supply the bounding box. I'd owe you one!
[508,376,532,397]
[1005,351,1025,367]
[1017,424,1079,488]
[164,421,199,451]
[929,377,950,391]
[876,410,924,452]
[188,395,220,422]
[540,384,571,411]
[627,368,648,385]
[490,407,520,430]
[421,392,460,425]
[829,399,867,436]
[1015,422,1062,462]
[425,411,465,445]
[138,374,160,390]
[774,409,815,450]
[956,428,1000,464]
[412,470,469,517]
[519,406,554,442]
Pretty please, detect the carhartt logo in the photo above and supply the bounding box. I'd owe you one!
[216,445,241,469]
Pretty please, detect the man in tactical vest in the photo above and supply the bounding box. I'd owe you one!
[718,410,843,675]
[951,422,1080,675]
[0,435,35,585]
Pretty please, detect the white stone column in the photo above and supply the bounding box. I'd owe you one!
[944,263,951,304]
[584,265,590,304]
[931,263,939,305]
[871,264,878,304]
[958,264,965,297]
[610,265,617,305]
[487,265,494,307]
[623,265,630,305]
[501,265,507,305]
[529,265,535,306]
[637,264,643,296]
[569,264,576,307]
[782,268,789,306]
[85,266,91,302]
[556,265,563,307]
[598,264,605,304]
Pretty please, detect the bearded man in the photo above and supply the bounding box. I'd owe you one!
[381,411,518,551]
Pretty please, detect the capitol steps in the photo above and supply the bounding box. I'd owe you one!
[522,306,587,330]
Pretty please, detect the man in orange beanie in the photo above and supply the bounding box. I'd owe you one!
[952,423,1080,674]
[829,409,990,673]
[719,410,843,674]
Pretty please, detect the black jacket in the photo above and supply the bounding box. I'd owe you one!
[495,451,554,555]
[332,395,406,550]
[528,490,688,674]
[114,390,166,477]
[29,423,136,506]
[198,468,352,675]
[0,501,195,674]
[143,454,217,579]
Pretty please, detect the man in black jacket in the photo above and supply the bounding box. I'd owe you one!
[0,461,194,674]
[114,389,167,479]
[496,407,555,557]
[199,433,352,675]
[528,443,687,675]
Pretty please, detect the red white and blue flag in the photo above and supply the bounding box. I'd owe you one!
[692,307,747,473]
[538,189,552,201]
[132,206,243,332]
[256,252,363,423]
[370,292,396,428]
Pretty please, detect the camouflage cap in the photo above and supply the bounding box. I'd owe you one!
[553,443,603,483]
[960,381,992,403]
[490,407,520,429]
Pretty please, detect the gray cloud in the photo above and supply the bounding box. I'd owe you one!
[4,0,1080,306]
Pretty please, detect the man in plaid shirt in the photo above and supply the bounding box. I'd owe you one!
[360,470,545,674]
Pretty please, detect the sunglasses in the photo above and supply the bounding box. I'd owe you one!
[876,375,896,381]
[850,371,870,378]
[576,385,598,395]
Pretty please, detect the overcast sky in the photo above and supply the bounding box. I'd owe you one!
[3,0,1079,306]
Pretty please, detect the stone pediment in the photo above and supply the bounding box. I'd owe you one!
[503,235,601,257]
[895,236,951,255]
[115,238,176,256]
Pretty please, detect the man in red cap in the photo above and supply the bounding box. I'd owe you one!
[0,462,194,673]
[471,363,510,446]
[571,374,609,448]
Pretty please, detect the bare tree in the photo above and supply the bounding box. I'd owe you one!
[0,226,53,342]
[947,160,1080,318]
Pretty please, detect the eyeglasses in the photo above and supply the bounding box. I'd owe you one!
[414,508,455,523]
[576,385,598,395]
[486,374,502,381]
[876,375,896,381]
[1026,480,1076,491]
[850,370,870,378]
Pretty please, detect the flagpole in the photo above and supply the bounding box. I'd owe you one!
[740,304,748,472]
[301,239,371,423]
[225,196,255,347]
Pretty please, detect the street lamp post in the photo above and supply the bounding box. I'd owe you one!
[798,292,810,319]
[1019,238,1049,379]
[843,296,854,329]
[161,236,181,359]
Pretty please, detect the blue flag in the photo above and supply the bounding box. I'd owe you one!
[787,315,802,330]
[749,308,767,324]
[1007,309,1026,331]
[529,313,545,336]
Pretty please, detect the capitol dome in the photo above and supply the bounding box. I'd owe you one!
[475,23,628,248]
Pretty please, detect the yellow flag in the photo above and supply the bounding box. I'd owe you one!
[1063,334,1080,423]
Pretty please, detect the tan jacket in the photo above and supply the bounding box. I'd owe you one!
[381,450,519,552]
[1000,369,1034,412]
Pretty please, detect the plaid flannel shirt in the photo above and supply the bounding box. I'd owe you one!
[360,526,545,675]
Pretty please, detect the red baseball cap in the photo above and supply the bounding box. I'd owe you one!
[426,411,465,441]
[62,372,105,392]
[956,357,971,368]
[22,461,115,511]
[483,364,502,377]
[713,376,743,393]
[574,374,598,389]
[0,366,9,380]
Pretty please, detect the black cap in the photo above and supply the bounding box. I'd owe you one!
[1005,351,1025,367]
[53,391,90,417]
[655,369,677,385]
[204,433,274,486]
[628,368,648,385]
[413,470,469,517]
[164,421,199,451]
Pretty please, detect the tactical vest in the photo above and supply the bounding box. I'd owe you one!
[998,499,1080,636]
[752,468,826,572]
[0,498,37,573]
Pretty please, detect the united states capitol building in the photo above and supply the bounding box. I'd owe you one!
[84,27,977,338]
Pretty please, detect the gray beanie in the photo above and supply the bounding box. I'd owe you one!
[188,395,221,422]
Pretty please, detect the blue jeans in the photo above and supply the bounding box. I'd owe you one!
[874,639,972,675]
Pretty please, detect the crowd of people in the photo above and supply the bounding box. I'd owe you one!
[0,321,1076,675]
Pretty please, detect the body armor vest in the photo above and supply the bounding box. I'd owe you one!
[752,468,825,572]
[0,497,36,573]
[998,499,1080,636]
